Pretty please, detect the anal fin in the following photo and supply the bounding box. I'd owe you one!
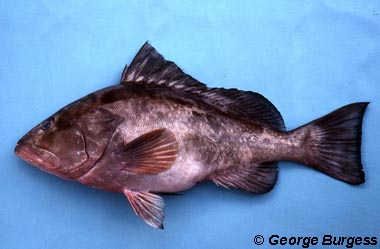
[209,162,278,194]
[124,189,165,229]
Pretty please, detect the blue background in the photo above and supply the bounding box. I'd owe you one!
[1,1,380,248]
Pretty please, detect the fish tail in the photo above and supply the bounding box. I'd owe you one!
[293,102,369,184]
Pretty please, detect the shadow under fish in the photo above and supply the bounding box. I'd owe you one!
[15,42,369,229]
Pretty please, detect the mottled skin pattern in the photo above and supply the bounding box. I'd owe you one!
[73,84,301,193]
[15,43,367,228]
[14,84,323,194]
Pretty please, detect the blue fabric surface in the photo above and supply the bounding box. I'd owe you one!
[1,1,379,248]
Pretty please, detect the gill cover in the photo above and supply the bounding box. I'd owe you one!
[35,123,88,171]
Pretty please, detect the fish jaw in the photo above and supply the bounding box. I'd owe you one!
[15,138,61,174]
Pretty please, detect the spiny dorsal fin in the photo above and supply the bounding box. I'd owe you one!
[121,42,206,91]
[121,42,284,131]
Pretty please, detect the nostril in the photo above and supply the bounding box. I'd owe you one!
[17,138,25,146]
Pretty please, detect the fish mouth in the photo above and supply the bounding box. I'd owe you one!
[15,140,60,170]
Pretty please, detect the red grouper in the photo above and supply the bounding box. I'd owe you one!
[15,42,369,229]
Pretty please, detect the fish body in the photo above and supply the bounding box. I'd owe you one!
[76,85,283,193]
[15,43,369,228]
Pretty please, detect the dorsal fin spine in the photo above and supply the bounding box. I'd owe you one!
[121,42,285,131]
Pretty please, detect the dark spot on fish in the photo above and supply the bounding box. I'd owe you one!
[85,93,99,105]
[99,88,127,104]
[192,111,202,118]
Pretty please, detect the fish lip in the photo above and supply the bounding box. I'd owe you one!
[15,142,60,170]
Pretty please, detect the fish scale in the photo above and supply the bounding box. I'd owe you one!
[15,42,368,229]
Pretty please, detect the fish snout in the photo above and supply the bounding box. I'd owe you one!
[15,131,37,155]
[14,137,27,157]
[14,138,60,170]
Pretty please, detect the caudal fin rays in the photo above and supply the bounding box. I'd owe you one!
[293,102,369,184]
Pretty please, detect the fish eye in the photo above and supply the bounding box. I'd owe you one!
[41,121,52,130]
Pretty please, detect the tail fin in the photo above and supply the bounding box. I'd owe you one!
[296,102,369,185]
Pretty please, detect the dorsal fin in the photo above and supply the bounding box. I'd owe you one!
[121,42,285,131]
[201,88,285,130]
[121,42,207,91]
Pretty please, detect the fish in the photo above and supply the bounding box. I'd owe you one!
[15,42,369,229]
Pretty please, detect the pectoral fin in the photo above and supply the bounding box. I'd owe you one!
[113,128,178,175]
[124,189,165,229]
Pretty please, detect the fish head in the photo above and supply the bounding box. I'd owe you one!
[15,89,126,180]
[14,111,89,179]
